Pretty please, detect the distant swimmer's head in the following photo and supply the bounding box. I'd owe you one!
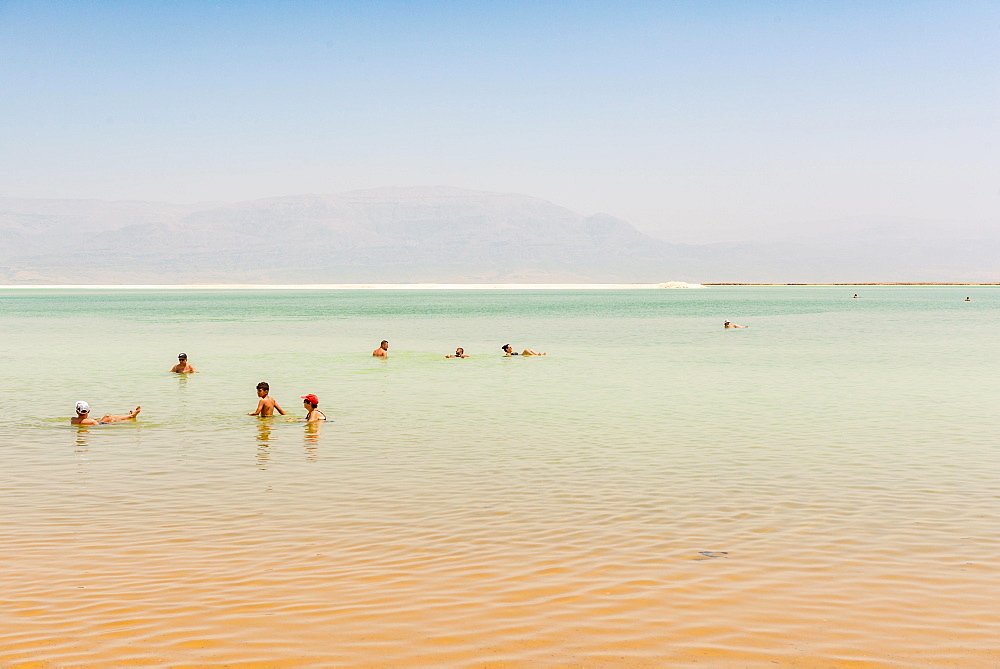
[502,344,511,352]
[456,348,464,355]
[724,321,730,325]
[75,400,90,415]
[301,393,319,408]
[380,340,389,349]
[178,353,188,361]
[257,381,269,396]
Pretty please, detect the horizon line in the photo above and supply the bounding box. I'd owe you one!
[0,282,705,290]
[0,282,998,290]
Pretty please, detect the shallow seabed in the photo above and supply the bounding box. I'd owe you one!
[1,287,998,667]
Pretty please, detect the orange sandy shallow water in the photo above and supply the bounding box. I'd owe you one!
[4,492,999,667]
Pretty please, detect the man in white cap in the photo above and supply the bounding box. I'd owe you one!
[71,401,141,425]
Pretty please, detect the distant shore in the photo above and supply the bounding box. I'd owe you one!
[0,282,706,290]
[703,282,1000,286]
[0,282,998,289]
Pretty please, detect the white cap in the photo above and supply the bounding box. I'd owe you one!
[75,401,90,414]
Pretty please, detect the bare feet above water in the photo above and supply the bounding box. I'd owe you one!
[99,406,141,423]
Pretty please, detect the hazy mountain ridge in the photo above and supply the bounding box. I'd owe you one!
[0,188,675,283]
[0,187,996,283]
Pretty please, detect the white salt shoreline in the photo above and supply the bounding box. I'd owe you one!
[0,282,705,290]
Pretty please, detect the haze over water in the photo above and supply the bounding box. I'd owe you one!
[3,287,999,666]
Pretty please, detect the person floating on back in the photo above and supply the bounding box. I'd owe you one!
[248,381,285,417]
[301,394,327,422]
[71,401,141,425]
[170,353,198,373]
[446,347,468,358]
[724,320,748,329]
[373,340,389,357]
[502,344,546,356]
[965,297,971,301]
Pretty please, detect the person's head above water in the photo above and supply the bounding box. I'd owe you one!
[75,400,90,415]
[456,348,464,355]
[178,353,188,361]
[301,393,319,408]
[501,344,511,352]
[257,381,269,395]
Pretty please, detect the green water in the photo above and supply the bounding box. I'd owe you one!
[2,286,998,664]
[3,285,998,496]
[3,286,999,485]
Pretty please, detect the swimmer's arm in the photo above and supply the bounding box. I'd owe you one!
[273,401,286,416]
[248,399,265,416]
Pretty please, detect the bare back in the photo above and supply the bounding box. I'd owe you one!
[260,397,284,417]
[306,409,327,422]
[71,416,99,426]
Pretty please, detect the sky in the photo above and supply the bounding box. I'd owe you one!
[1,0,997,243]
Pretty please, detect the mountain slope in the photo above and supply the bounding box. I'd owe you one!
[1,187,996,283]
[0,187,680,283]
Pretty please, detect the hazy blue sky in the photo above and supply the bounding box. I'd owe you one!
[1,0,997,242]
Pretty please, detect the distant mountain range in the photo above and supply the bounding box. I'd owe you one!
[1,187,996,283]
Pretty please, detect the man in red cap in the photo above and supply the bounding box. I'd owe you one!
[300,394,327,422]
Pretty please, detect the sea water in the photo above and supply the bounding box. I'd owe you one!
[1,286,998,665]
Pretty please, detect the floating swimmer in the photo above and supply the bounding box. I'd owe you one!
[71,401,141,425]
[445,347,468,358]
[724,320,748,329]
[502,344,546,356]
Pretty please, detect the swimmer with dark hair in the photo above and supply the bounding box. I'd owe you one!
[446,348,468,358]
[248,381,285,417]
[502,344,546,356]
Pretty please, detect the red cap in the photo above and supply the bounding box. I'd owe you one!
[301,394,319,405]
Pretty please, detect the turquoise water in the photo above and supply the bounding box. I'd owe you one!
[2,286,999,665]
